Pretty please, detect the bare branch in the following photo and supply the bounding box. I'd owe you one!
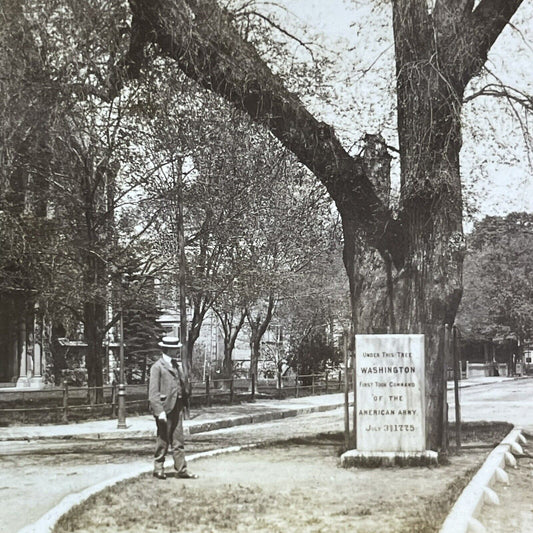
[464,82,533,112]
[233,9,315,60]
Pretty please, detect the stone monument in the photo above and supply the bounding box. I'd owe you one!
[341,334,438,466]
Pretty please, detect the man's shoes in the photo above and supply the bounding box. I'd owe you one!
[177,471,199,479]
[153,471,167,480]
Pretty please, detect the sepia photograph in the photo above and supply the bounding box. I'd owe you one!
[1,1,532,531]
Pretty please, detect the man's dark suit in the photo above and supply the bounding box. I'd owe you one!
[149,355,188,475]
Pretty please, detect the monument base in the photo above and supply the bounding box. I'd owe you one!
[341,450,438,468]
[16,376,46,389]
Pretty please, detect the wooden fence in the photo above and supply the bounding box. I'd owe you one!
[0,371,349,426]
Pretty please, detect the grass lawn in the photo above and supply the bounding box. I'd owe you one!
[53,423,511,533]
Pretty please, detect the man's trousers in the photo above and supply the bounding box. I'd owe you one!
[153,399,187,474]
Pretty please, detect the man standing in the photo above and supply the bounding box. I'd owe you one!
[149,335,198,480]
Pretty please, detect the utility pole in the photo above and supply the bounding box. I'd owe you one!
[176,157,188,369]
[343,331,350,449]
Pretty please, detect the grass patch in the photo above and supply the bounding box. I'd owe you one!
[53,423,509,533]
[400,466,481,532]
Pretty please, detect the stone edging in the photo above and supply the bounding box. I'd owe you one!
[17,444,260,533]
[439,427,527,533]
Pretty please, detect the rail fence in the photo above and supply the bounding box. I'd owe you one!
[0,371,349,426]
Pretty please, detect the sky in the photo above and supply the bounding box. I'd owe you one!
[262,0,533,229]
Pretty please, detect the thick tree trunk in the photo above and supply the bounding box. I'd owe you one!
[84,300,105,404]
[82,213,107,403]
[392,3,465,451]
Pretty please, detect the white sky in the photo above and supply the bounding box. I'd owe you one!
[268,0,533,229]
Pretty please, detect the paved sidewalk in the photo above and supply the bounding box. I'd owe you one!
[1,393,349,442]
[0,376,518,442]
[446,375,516,390]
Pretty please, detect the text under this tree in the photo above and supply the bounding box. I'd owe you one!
[355,335,425,452]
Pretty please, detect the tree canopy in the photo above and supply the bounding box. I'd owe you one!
[458,212,533,343]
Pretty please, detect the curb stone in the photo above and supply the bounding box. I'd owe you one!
[1,403,345,442]
[17,444,260,533]
[439,427,527,533]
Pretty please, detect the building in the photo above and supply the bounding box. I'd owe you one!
[0,291,45,388]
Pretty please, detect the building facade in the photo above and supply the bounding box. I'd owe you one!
[0,292,46,388]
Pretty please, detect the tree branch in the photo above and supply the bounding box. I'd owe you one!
[124,0,405,267]
[233,10,316,60]
[463,0,525,81]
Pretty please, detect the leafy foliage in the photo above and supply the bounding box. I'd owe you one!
[457,212,533,342]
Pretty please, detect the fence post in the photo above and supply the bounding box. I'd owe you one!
[325,372,328,394]
[206,374,211,407]
[251,372,255,401]
[338,370,342,391]
[277,369,282,399]
[62,380,69,423]
[229,376,234,404]
[296,372,299,398]
[311,374,315,395]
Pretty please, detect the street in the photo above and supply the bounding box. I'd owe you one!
[2,377,533,532]
[448,376,533,434]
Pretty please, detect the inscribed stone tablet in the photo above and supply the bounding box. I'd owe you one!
[355,334,425,452]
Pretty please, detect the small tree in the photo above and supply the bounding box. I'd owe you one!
[288,328,342,385]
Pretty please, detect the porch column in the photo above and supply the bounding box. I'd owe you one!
[29,305,45,388]
[16,317,29,387]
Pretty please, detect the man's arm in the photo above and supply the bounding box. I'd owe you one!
[148,363,165,418]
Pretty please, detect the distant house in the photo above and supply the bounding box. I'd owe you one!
[0,289,44,389]
[456,332,521,378]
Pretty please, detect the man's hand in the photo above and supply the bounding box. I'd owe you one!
[158,411,167,421]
